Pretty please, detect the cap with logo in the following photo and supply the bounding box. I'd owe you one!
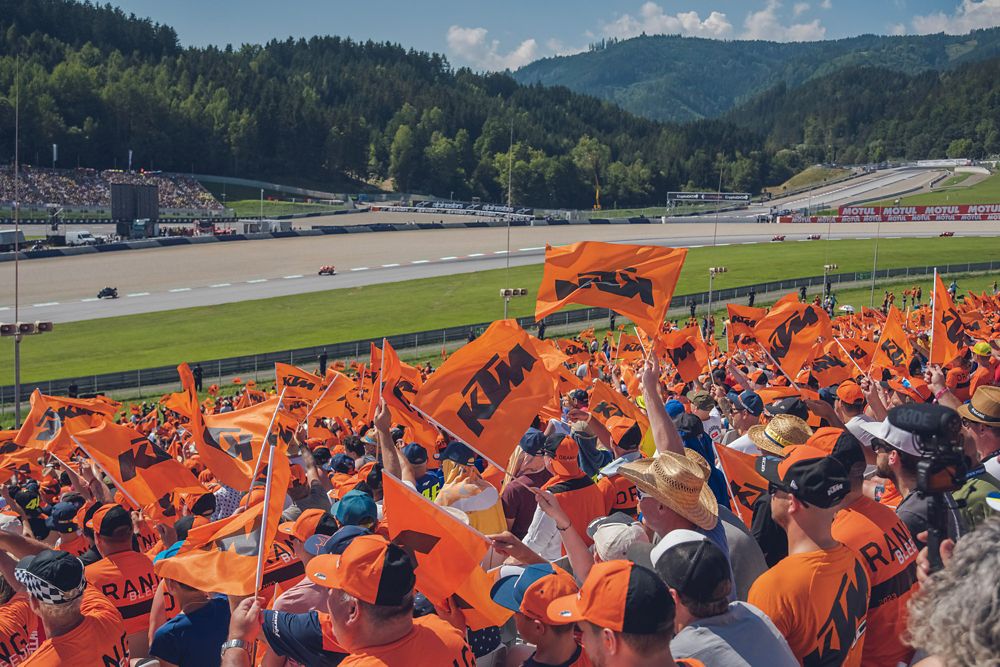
[304,524,372,557]
[881,378,932,403]
[858,419,923,457]
[306,534,415,606]
[45,502,80,534]
[650,529,731,604]
[331,490,378,527]
[606,417,641,451]
[764,397,810,421]
[804,427,867,473]
[836,382,865,406]
[14,550,86,605]
[519,428,546,456]
[490,563,579,623]
[958,386,1000,426]
[86,504,133,537]
[14,489,42,517]
[401,443,428,465]
[542,436,581,477]
[756,444,851,508]
[434,442,477,466]
[546,560,672,634]
[728,390,764,417]
[278,508,340,543]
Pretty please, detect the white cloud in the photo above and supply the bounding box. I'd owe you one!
[820,0,832,8]
[911,0,1000,34]
[889,22,907,35]
[743,0,827,41]
[602,2,734,39]
[793,2,810,16]
[446,25,539,70]
[545,38,588,57]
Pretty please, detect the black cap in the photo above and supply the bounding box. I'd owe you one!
[14,489,42,517]
[673,413,705,438]
[434,441,477,465]
[756,445,850,508]
[402,443,428,465]
[519,428,546,456]
[45,503,79,534]
[88,504,132,537]
[765,397,810,421]
[14,550,86,604]
[189,493,217,517]
[328,453,354,474]
[569,389,589,405]
[652,534,731,604]
[304,524,372,556]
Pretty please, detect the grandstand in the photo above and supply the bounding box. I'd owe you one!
[0,164,224,212]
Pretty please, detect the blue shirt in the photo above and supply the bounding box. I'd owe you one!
[415,472,442,501]
[150,595,230,667]
[262,609,346,666]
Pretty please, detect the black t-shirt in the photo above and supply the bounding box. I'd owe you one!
[750,493,787,568]
[524,644,585,667]
[896,490,964,550]
[262,609,345,667]
[78,545,102,567]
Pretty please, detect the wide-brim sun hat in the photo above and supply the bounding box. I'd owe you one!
[747,413,813,456]
[619,450,718,530]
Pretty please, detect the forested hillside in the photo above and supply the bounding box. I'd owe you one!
[726,58,1000,163]
[514,30,1000,122]
[0,0,785,209]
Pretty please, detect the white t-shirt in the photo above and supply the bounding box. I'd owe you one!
[726,434,762,456]
[703,409,725,443]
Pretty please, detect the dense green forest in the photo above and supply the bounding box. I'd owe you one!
[0,0,997,211]
[725,59,1000,163]
[514,30,1000,122]
[0,0,784,209]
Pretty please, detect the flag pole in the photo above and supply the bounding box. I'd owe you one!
[249,388,287,485]
[833,338,867,376]
[254,439,278,592]
[407,402,511,476]
[930,268,938,363]
[756,343,799,389]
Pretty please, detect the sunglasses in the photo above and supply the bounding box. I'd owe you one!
[870,437,892,453]
[767,482,790,496]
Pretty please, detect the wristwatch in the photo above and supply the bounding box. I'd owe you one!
[220,639,249,657]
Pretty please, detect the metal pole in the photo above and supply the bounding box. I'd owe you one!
[713,165,722,246]
[12,56,21,427]
[870,218,881,308]
[259,188,263,223]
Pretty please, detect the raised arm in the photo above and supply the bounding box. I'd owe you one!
[640,355,684,456]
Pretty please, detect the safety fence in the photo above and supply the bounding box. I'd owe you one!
[2,259,997,404]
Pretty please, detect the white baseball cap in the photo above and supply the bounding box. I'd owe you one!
[858,419,922,457]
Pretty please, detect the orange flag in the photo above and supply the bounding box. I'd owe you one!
[380,340,440,447]
[14,390,118,459]
[154,446,290,596]
[382,474,511,630]
[658,326,709,383]
[754,302,832,379]
[414,320,561,467]
[310,372,364,422]
[872,307,914,372]
[809,340,854,387]
[73,421,205,511]
[274,363,324,401]
[727,304,767,350]
[836,338,876,372]
[0,445,45,485]
[931,274,967,365]
[614,334,646,362]
[535,241,687,335]
[714,446,768,529]
[555,339,591,364]
[588,382,649,432]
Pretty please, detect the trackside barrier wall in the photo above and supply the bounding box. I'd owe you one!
[2,260,997,400]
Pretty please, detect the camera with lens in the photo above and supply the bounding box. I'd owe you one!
[888,403,969,572]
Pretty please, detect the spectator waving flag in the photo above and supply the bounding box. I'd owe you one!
[872,307,914,372]
[14,389,118,459]
[656,325,709,383]
[379,339,441,447]
[535,241,687,336]
[754,302,832,380]
[413,319,561,467]
[274,363,324,401]
[714,445,768,529]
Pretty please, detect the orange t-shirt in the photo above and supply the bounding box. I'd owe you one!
[542,477,606,548]
[596,474,639,517]
[876,479,902,509]
[946,368,972,403]
[832,496,918,667]
[22,586,128,666]
[971,364,995,397]
[748,544,871,667]
[55,533,90,558]
[678,660,706,667]
[339,615,473,666]
[85,550,158,635]
[0,594,41,666]
[260,533,306,602]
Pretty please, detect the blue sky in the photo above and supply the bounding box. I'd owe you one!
[111,0,1000,70]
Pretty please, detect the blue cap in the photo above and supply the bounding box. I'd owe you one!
[45,502,79,533]
[402,443,428,465]
[489,563,555,613]
[519,428,546,456]
[665,400,686,418]
[327,453,354,474]
[728,390,764,417]
[434,441,477,465]
[331,490,377,527]
[303,524,371,556]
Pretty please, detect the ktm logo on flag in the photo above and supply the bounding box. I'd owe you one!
[34,406,92,441]
[880,339,907,367]
[768,308,820,360]
[282,375,316,390]
[393,529,442,562]
[205,427,254,462]
[731,315,758,327]
[620,342,643,353]
[0,442,18,455]
[805,560,869,665]
[730,480,766,511]
[668,341,697,364]
[267,423,296,449]
[563,344,586,356]
[457,345,537,436]
[117,438,172,482]
[847,346,868,360]
[941,308,964,344]
[592,401,626,420]
[813,354,847,372]
[396,380,418,396]
[214,518,263,557]
[554,268,654,306]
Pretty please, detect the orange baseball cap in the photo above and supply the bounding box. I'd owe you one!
[546,560,672,634]
[542,437,581,477]
[278,508,338,542]
[306,534,415,606]
[606,417,641,451]
[490,564,579,624]
[836,382,865,406]
[885,377,932,403]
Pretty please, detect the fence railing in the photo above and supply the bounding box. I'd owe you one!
[2,260,997,402]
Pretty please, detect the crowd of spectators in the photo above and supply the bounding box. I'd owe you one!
[0,165,224,211]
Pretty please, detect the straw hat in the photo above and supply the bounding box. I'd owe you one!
[747,414,813,456]
[619,450,718,530]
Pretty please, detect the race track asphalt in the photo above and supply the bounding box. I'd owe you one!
[2,219,997,324]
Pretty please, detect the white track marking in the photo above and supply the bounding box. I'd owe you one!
[80,297,99,302]
[519,246,545,251]
[247,279,267,284]
[350,267,369,271]
[283,274,304,279]
[33,302,59,307]
[169,288,191,292]
[127,292,149,297]
[381,264,400,268]
[493,250,508,254]
[440,256,457,260]
[210,283,231,288]
[468,253,484,257]
[412,260,429,264]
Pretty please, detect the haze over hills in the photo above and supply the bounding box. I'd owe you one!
[512,30,1000,122]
